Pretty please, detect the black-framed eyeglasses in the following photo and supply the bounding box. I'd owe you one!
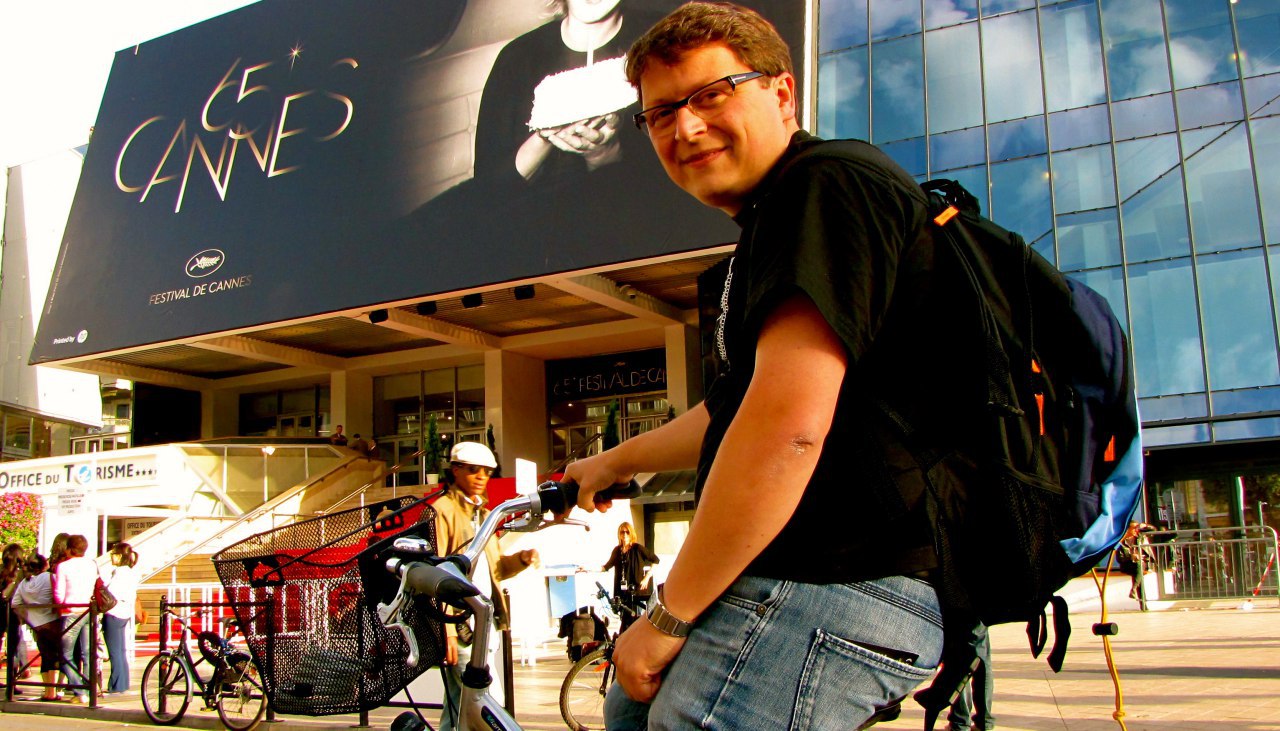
[633,71,766,136]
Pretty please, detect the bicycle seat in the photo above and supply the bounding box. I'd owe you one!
[197,631,232,664]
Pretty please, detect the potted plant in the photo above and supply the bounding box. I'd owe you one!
[425,413,445,484]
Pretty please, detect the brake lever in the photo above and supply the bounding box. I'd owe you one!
[377,568,421,667]
[501,512,590,532]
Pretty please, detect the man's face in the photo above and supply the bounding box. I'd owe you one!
[638,43,798,215]
[451,462,492,500]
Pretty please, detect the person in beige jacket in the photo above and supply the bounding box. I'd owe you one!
[432,441,537,729]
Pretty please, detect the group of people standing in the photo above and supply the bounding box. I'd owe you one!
[0,536,140,701]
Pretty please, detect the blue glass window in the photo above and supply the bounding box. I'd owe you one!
[1271,246,1280,326]
[1117,135,1190,262]
[924,0,976,29]
[1142,424,1210,447]
[982,11,1043,123]
[1245,74,1280,118]
[817,49,870,140]
[820,0,868,52]
[1237,2,1280,78]
[1059,216,1122,274]
[1100,0,1170,101]
[1164,0,1236,89]
[930,126,985,171]
[1197,249,1280,390]
[1183,124,1263,253]
[990,155,1052,243]
[1214,418,1280,442]
[880,137,928,176]
[1215,386,1280,416]
[982,0,1034,16]
[1052,145,1116,213]
[872,35,925,142]
[1176,82,1244,130]
[1040,0,1106,112]
[1254,117,1280,245]
[988,117,1046,161]
[1111,93,1175,141]
[1049,105,1111,150]
[871,0,921,41]
[1139,393,1207,422]
[925,22,983,133]
[1127,258,1206,397]
[1067,265,1127,322]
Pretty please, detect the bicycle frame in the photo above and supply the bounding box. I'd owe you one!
[379,480,608,731]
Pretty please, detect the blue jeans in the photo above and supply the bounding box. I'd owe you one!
[605,574,943,730]
[947,624,994,730]
[103,614,131,692]
[59,615,91,699]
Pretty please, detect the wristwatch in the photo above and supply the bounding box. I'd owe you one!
[645,586,694,638]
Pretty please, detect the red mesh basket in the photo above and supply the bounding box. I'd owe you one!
[213,496,444,715]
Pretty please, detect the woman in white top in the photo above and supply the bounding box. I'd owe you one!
[11,553,60,701]
[52,534,97,702]
[103,542,140,693]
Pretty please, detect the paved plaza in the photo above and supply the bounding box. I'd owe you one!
[3,579,1278,730]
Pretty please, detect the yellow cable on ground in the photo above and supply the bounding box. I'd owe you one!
[1090,553,1128,731]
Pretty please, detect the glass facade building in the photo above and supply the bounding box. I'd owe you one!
[816,0,1280,526]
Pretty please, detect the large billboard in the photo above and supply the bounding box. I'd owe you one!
[31,0,804,364]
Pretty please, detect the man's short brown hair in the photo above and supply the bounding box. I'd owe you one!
[625,2,793,94]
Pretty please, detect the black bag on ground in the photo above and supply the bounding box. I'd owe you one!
[878,179,1144,729]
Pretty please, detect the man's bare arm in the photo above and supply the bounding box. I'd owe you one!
[611,293,848,701]
[563,401,710,511]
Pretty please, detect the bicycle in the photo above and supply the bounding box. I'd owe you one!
[140,603,267,731]
[372,479,638,731]
[558,582,644,731]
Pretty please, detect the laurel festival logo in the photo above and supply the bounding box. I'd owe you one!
[185,249,226,278]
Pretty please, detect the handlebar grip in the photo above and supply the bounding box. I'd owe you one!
[402,561,479,608]
[538,479,643,514]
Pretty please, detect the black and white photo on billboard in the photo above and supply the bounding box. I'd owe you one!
[32,0,802,363]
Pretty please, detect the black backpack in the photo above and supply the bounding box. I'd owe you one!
[879,179,1144,729]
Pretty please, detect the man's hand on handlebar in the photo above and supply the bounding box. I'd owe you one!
[562,454,637,513]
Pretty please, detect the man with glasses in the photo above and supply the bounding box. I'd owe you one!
[564,2,947,728]
[432,441,538,729]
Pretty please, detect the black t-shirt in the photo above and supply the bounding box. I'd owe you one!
[698,132,950,584]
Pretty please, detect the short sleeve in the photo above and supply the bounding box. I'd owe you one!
[736,153,926,365]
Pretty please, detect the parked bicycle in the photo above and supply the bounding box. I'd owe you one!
[558,582,644,731]
[140,601,267,731]
[374,479,638,731]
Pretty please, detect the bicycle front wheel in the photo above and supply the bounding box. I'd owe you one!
[141,652,193,725]
[216,658,267,731]
[559,646,612,731]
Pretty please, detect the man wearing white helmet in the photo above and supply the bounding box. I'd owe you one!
[432,441,538,729]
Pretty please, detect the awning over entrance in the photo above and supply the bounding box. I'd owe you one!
[633,470,697,505]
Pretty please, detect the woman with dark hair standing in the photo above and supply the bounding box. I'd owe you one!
[11,553,58,701]
[103,542,140,694]
[52,534,97,703]
[1,542,28,686]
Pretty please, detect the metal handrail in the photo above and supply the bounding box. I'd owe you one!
[319,446,428,515]
[140,447,365,577]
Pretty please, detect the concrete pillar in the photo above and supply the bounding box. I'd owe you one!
[337,370,374,439]
[485,350,548,473]
[201,389,239,438]
[664,323,702,416]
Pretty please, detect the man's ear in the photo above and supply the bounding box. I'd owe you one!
[773,72,798,123]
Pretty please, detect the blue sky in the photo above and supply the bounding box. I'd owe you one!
[0,0,257,169]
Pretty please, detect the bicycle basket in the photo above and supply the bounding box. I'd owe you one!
[212,496,446,715]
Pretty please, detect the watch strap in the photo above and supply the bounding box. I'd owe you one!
[645,586,693,638]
